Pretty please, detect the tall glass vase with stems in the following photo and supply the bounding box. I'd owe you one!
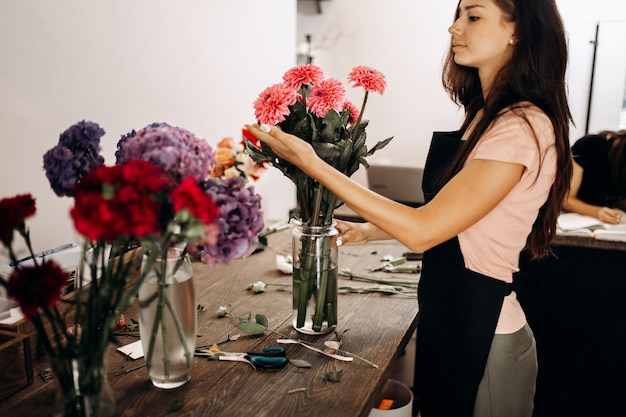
[138,246,197,389]
[292,221,339,335]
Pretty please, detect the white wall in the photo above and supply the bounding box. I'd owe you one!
[2,0,625,262]
[298,0,626,184]
[0,0,297,262]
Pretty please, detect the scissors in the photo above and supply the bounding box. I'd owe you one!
[196,346,288,370]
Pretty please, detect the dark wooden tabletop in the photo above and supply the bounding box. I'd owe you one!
[0,228,419,417]
[552,234,626,251]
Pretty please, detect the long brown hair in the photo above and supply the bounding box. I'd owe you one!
[602,130,626,195]
[440,0,573,259]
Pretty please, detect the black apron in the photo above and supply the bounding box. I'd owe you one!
[415,131,516,417]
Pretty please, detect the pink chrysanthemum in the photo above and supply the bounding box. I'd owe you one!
[253,83,298,125]
[307,78,346,118]
[282,64,325,90]
[342,100,361,126]
[348,65,386,95]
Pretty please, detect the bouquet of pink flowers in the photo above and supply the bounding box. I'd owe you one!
[246,64,392,226]
[245,64,393,334]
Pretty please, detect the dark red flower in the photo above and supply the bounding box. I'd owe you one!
[170,177,219,226]
[71,160,169,241]
[0,194,36,246]
[6,260,69,319]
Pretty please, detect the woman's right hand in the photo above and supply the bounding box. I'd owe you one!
[597,207,623,224]
[244,123,318,173]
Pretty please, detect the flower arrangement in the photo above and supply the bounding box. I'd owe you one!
[0,120,264,415]
[0,162,218,415]
[245,64,393,334]
[246,63,392,227]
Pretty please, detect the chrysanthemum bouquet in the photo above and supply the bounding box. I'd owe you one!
[247,64,392,226]
[246,64,392,333]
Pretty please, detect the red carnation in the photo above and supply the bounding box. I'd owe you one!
[170,177,219,226]
[6,260,69,319]
[0,194,36,246]
[71,161,169,242]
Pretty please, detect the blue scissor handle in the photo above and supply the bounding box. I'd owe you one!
[246,346,286,357]
[248,355,288,370]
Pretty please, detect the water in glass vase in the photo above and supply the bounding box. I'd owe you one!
[292,264,338,335]
[138,253,196,389]
[291,221,339,335]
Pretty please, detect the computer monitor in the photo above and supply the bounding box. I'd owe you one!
[366,165,425,207]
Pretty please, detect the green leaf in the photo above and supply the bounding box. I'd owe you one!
[319,110,344,143]
[313,142,342,168]
[289,359,312,368]
[323,369,344,382]
[366,136,394,156]
[255,314,269,328]
[238,321,267,335]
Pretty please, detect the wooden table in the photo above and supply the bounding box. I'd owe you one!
[552,234,626,251]
[0,228,419,417]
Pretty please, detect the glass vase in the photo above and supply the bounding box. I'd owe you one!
[138,247,197,389]
[52,354,115,417]
[292,222,339,335]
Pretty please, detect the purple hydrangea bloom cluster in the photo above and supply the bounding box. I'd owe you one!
[115,123,216,184]
[43,120,106,197]
[195,176,264,267]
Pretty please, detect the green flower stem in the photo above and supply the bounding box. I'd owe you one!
[311,268,328,332]
[164,291,193,369]
[339,269,419,287]
[295,239,315,328]
[325,271,338,327]
[108,364,146,376]
[142,242,193,379]
[311,236,333,332]
[145,282,165,375]
[270,326,377,368]
[339,285,417,298]
[297,186,311,223]
[322,194,338,225]
[311,184,324,227]
[351,90,369,143]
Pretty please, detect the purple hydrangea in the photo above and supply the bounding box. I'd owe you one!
[194,176,264,266]
[43,120,106,197]
[115,123,216,184]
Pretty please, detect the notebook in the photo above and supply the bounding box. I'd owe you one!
[366,165,425,207]
[557,212,626,242]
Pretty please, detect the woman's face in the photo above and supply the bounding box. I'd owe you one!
[448,0,516,86]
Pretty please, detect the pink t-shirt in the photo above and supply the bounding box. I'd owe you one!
[459,104,557,334]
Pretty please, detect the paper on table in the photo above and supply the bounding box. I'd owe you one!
[117,340,144,360]
[557,212,626,241]
[557,213,605,231]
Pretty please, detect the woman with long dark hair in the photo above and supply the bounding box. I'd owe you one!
[246,0,572,415]
[564,129,626,223]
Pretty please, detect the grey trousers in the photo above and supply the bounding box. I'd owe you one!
[473,323,538,417]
